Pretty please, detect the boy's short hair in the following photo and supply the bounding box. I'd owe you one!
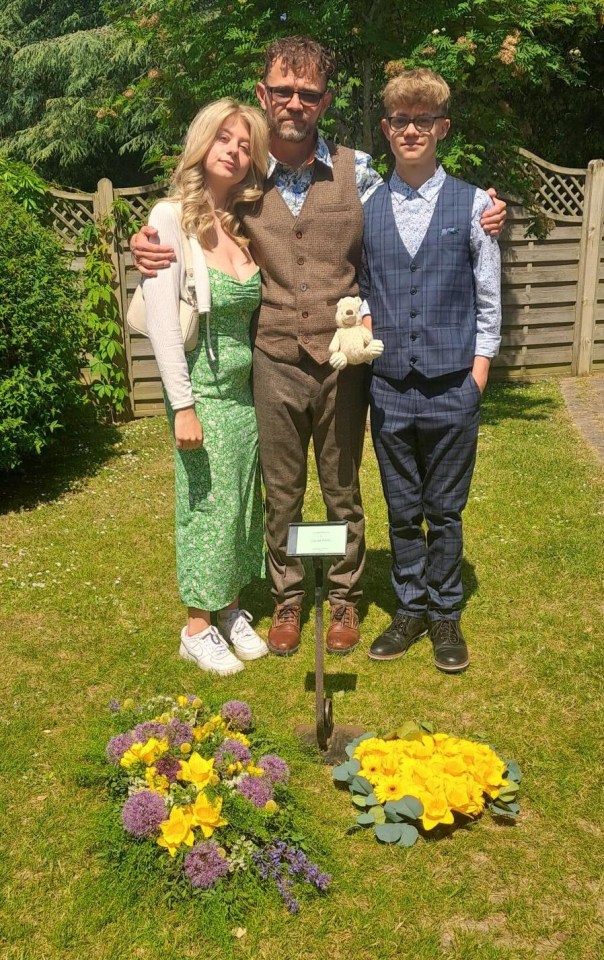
[263,36,336,84]
[383,68,450,115]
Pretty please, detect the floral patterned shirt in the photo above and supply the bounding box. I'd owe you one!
[267,134,383,217]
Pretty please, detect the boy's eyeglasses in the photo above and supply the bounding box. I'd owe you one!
[386,114,446,132]
[265,85,326,107]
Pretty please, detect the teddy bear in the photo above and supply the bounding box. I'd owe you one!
[328,296,384,370]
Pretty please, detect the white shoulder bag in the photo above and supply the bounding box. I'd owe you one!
[127,226,201,353]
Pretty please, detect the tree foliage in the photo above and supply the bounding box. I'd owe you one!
[0,1,603,190]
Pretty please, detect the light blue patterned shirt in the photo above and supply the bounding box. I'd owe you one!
[363,165,501,358]
[267,134,382,216]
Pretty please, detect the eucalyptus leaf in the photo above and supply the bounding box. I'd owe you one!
[400,795,424,818]
[344,733,376,758]
[365,792,379,806]
[398,824,420,847]
[352,794,368,808]
[383,802,403,822]
[505,760,522,784]
[356,812,376,826]
[332,761,354,783]
[419,720,434,733]
[374,823,403,843]
[369,804,386,824]
[351,775,373,796]
[396,721,421,739]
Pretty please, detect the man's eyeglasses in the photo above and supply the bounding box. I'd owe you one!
[386,114,446,133]
[265,85,326,107]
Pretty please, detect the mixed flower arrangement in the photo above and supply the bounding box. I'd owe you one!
[105,694,330,912]
[333,721,521,846]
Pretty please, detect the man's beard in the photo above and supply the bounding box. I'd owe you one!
[267,113,314,142]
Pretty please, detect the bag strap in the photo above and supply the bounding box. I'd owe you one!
[180,230,197,306]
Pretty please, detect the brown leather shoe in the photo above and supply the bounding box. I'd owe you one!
[326,603,360,654]
[268,604,301,656]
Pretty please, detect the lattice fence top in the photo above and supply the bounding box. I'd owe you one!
[49,190,95,250]
[114,184,167,235]
[519,149,586,222]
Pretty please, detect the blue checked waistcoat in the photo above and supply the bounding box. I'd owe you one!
[363,174,477,381]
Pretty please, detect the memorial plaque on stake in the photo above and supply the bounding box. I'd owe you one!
[287,522,364,763]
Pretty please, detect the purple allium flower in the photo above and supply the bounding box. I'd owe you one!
[155,754,182,782]
[121,790,167,837]
[220,700,252,732]
[215,739,252,767]
[106,731,136,765]
[108,699,120,714]
[165,718,194,747]
[133,721,166,742]
[258,754,290,785]
[237,775,273,808]
[184,841,230,889]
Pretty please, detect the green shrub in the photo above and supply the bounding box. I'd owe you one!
[0,185,87,472]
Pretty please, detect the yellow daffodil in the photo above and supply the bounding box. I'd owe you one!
[178,752,218,790]
[190,791,227,838]
[177,695,189,708]
[120,737,169,768]
[157,806,195,856]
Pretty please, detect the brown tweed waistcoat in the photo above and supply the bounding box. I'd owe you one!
[240,142,364,365]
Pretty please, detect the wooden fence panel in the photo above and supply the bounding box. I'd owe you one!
[49,149,604,417]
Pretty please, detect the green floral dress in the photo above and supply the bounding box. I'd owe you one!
[167,268,264,611]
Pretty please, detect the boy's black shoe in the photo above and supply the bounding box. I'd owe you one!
[368,613,428,661]
[430,619,470,673]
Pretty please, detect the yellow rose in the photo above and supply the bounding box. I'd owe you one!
[190,792,228,838]
[157,806,195,856]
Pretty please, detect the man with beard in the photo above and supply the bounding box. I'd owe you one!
[131,36,506,657]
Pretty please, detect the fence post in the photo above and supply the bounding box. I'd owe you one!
[572,159,604,376]
[93,177,133,417]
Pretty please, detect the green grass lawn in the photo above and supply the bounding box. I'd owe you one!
[1,380,603,960]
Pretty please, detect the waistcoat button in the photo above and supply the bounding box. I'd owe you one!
[410,286,417,295]
[302,335,309,343]
[296,231,303,239]
[410,357,417,364]
[410,263,417,272]
[297,257,305,265]
[410,310,417,319]
[302,311,309,319]
[410,333,417,341]
[300,283,307,291]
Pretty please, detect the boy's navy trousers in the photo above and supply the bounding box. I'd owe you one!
[369,368,481,620]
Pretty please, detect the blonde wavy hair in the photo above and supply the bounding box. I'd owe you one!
[170,98,268,249]
[383,69,450,116]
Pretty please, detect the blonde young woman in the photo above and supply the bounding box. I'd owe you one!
[143,98,269,676]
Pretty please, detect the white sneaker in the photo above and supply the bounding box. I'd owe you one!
[179,625,244,676]
[217,609,269,661]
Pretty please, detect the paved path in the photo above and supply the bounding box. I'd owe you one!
[560,374,604,462]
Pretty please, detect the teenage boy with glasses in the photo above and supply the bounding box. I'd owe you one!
[361,68,502,673]
[130,39,506,659]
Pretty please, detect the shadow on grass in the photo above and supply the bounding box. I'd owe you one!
[1,414,122,515]
[481,380,559,425]
[242,550,479,627]
[359,549,479,622]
